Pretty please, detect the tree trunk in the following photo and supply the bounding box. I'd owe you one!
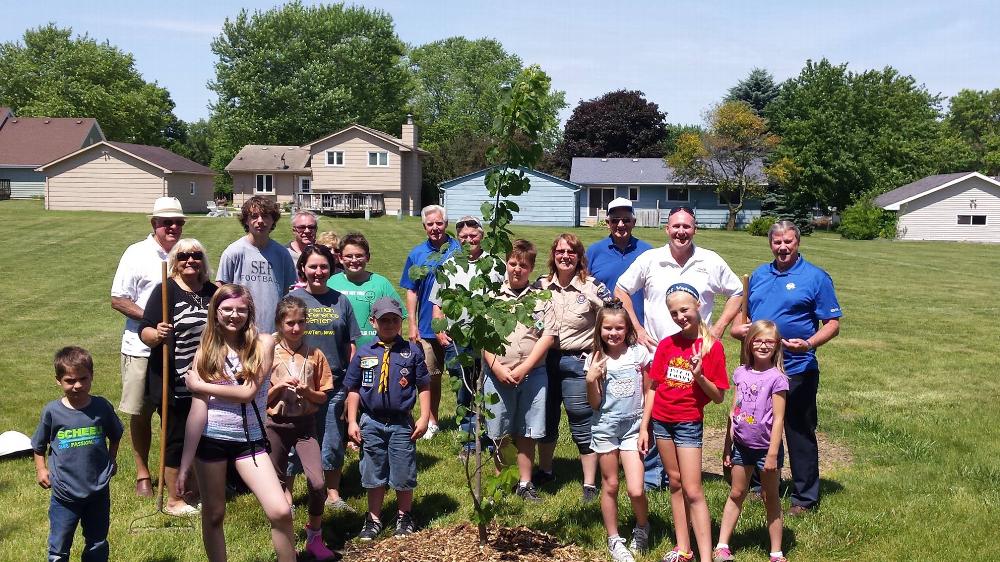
[475,366,487,546]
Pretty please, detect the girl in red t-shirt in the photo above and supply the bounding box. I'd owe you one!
[639,283,728,562]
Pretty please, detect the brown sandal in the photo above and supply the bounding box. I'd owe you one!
[135,477,154,497]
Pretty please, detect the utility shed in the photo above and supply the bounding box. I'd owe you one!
[439,167,581,227]
[874,172,1000,243]
[37,141,215,213]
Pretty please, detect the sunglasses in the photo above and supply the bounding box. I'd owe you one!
[176,251,204,261]
[157,219,185,227]
[668,206,695,218]
[608,217,634,225]
[456,219,482,230]
[293,225,317,232]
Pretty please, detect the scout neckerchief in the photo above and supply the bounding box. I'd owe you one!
[374,340,392,393]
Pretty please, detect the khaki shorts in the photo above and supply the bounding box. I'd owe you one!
[119,354,153,416]
[419,338,445,382]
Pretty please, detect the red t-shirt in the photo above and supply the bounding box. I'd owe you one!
[649,334,729,423]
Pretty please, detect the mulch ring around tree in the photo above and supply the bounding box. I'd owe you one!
[342,523,603,562]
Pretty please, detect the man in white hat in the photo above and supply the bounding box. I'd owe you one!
[110,196,185,498]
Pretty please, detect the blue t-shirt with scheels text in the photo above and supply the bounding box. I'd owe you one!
[217,237,298,334]
[399,237,461,339]
[748,256,842,376]
[31,397,124,502]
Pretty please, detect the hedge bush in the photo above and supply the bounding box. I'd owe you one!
[839,199,897,240]
[747,215,776,236]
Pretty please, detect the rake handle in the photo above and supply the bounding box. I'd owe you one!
[156,261,169,511]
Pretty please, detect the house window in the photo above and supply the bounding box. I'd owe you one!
[255,174,274,194]
[628,186,639,201]
[718,190,742,206]
[667,187,690,202]
[958,214,987,225]
[589,187,616,217]
[189,181,196,196]
[299,178,311,194]
[368,151,389,167]
[326,151,344,166]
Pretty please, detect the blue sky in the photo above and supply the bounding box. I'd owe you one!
[4,1,999,127]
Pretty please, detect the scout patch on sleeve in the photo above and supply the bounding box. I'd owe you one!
[359,356,379,369]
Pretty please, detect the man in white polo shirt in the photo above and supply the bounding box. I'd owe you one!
[615,206,743,349]
[110,196,185,498]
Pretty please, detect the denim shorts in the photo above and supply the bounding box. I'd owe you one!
[590,411,643,453]
[731,442,784,470]
[651,419,703,448]
[483,363,547,440]
[359,412,417,491]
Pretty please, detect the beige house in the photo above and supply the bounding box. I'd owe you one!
[875,171,1000,243]
[37,141,216,213]
[225,117,426,216]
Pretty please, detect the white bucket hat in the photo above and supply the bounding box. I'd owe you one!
[149,197,186,218]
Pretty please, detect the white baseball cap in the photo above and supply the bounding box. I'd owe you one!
[607,197,633,214]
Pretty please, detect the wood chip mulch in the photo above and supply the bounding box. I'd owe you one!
[342,523,603,562]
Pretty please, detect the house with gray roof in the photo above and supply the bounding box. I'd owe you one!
[0,108,104,199]
[569,157,764,228]
[874,171,1000,242]
[225,117,427,217]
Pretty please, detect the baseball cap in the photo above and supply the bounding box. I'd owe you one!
[371,297,403,319]
[607,197,633,214]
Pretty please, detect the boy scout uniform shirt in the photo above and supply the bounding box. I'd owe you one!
[495,283,559,369]
[539,275,613,352]
[345,336,430,415]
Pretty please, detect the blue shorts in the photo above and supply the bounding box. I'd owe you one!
[483,363,547,440]
[731,442,784,470]
[359,412,417,491]
[590,411,643,453]
[651,420,703,448]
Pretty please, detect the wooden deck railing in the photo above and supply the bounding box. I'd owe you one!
[295,192,385,215]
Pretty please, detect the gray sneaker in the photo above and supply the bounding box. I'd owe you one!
[515,482,542,502]
[629,523,650,554]
[582,484,599,503]
[608,535,636,562]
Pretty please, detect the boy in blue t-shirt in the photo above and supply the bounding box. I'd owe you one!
[346,297,430,541]
[32,346,124,562]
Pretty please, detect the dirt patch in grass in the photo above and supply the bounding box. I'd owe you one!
[700,425,854,479]
[342,523,602,562]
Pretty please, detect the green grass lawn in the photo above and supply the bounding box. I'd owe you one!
[0,199,996,560]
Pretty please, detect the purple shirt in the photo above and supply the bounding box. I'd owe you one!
[731,365,789,450]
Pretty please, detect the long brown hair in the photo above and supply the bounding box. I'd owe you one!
[740,320,785,374]
[546,233,589,283]
[195,284,264,383]
[590,303,636,355]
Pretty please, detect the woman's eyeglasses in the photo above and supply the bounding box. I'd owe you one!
[176,251,204,261]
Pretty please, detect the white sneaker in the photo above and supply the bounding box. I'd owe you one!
[608,536,636,562]
[421,422,440,440]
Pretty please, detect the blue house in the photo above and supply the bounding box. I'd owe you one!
[569,157,763,228]
[439,167,582,227]
[0,107,105,199]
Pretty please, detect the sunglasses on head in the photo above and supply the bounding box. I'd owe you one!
[176,251,204,261]
[157,219,185,227]
[668,206,695,218]
[456,219,481,230]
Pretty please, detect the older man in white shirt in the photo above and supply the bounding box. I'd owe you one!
[110,196,185,498]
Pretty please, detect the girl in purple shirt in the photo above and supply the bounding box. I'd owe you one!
[716,320,790,562]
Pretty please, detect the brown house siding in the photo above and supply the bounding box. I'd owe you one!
[45,150,166,212]
[309,131,402,193]
[167,174,216,214]
[231,171,297,207]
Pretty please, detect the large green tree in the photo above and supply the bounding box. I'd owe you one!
[209,1,411,172]
[0,24,177,145]
[767,59,942,210]
[409,37,565,201]
[547,90,668,177]
[942,88,1000,175]
[725,68,780,115]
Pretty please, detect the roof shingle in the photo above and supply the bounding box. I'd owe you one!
[0,116,101,166]
[569,157,766,185]
[224,145,311,172]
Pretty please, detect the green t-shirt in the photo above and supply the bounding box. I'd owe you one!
[328,272,406,346]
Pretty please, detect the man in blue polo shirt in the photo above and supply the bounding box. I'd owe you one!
[584,197,665,490]
[400,204,461,440]
[731,220,842,516]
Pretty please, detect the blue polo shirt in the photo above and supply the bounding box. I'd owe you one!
[344,336,430,415]
[586,235,653,326]
[400,237,462,338]
[748,255,842,376]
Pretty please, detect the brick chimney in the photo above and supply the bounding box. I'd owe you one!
[401,114,418,148]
